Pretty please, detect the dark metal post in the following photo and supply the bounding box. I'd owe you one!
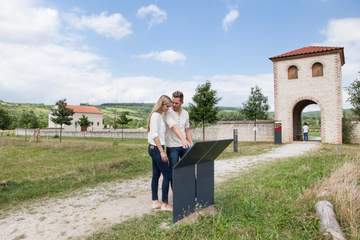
[233,129,238,152]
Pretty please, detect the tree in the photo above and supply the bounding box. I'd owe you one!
[347,74,360,119]
[18,110,39,128]
[114,111,132,140]
[18,110,39,141]
[0,108,11,130]
[78,115,91,132]
[241,86,270,120]
[50,99,74,143]
[241,86,269,142]
[189,81,221,140]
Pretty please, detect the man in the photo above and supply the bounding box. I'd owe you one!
[303,122,309,141]
[165,91,193,169]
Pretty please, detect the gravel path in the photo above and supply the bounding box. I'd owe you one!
[0,142,320,240]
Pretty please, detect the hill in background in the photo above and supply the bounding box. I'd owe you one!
[0,100,354,129]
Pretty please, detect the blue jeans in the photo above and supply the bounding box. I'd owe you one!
[148,145,172,203]
[304,133,308,141]
[167,147,188,169]
[167,147,188,188]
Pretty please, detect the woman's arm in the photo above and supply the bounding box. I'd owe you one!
[149,113,168,162]
[154,136,168,162]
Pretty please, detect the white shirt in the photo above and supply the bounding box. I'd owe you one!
[303,125,309,133]
[164,108,190,147]
[148,112,166,145]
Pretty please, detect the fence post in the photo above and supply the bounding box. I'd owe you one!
[233,129,238,152]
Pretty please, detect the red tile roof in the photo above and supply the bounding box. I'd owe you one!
[270,46,345,65]
[66,105,102,114]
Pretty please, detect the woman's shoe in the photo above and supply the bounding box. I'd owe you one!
[152,200,161,209]
[160,203,172,211]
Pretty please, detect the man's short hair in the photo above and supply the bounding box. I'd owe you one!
[172,91,184,102]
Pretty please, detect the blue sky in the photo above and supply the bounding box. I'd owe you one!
[0,0,359,108]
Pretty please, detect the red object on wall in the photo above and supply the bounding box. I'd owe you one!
[275,123,282,133]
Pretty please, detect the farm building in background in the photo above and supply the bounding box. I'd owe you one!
[48,105,103,131]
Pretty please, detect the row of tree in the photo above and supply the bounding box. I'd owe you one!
[188,81,270,140]
[0,109,42,130]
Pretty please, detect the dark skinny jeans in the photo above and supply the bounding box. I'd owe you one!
[148,144,172,203]
[167,146,188,188]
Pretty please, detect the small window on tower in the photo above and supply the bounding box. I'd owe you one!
[288,65,298,79]
[312,62,323,77]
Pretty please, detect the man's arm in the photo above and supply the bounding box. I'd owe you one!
[165,111,190,148]
[185,111,193,145]
[185,128,193,145]
[171,125,190,148]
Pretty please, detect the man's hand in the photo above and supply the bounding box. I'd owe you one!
[181,139,191,149]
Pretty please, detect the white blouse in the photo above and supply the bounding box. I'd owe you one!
[148,112,166,145]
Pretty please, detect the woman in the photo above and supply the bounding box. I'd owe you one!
[147,95,188,211]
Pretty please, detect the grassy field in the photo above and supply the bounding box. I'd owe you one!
[0,137,276,211]
[0,137,149,210]
[218,142,278,160]
[88,144,360,240]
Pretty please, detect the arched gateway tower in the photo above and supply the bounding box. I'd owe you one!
[270,46,345,144]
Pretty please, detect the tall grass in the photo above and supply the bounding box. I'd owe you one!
[89,145,358,240]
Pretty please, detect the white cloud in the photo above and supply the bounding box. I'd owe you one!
[134,50,186,63]
[0,2,271,108]
[136,4,167,28]
[68,12,132,39]
[320,18,360,108]
[192,74,274,108]
[0,0,60,43]
[222,9,239,32]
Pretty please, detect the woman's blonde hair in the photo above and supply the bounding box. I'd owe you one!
[147,95,172,132]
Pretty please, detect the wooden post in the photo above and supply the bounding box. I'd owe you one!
[315,201,346,240]
[233,129,238,152]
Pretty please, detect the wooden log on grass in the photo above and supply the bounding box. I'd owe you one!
[315,200,346,240]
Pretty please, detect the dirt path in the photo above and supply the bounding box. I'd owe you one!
[0,142,320,240]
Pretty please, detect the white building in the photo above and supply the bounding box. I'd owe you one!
[48,105,104,131]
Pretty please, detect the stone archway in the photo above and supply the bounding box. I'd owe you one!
[270,46,344,144]
[292,99,320,141]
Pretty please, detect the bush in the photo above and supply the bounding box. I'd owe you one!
[342,115,353,144]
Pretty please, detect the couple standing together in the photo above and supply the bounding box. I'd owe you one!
[147,91,193,211]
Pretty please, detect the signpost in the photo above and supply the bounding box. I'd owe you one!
[172,139,233,223]
[274,121,282,144]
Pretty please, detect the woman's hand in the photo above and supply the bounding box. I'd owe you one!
[160,151,168,162]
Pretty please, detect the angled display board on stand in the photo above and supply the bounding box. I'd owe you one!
[172,139,233,223]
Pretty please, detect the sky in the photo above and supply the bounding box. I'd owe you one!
[0,0,360,110]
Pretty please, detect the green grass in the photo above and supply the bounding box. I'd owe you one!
[0,137,275,211]
[0,137,150,210]
[88,145,356,240]
[218,142,279,160]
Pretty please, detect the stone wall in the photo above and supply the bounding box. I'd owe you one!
[13,120,360,144]
[15,128,148,139]
[15,120,275,142]
[192,120,275,141]
[351,121,360,144]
